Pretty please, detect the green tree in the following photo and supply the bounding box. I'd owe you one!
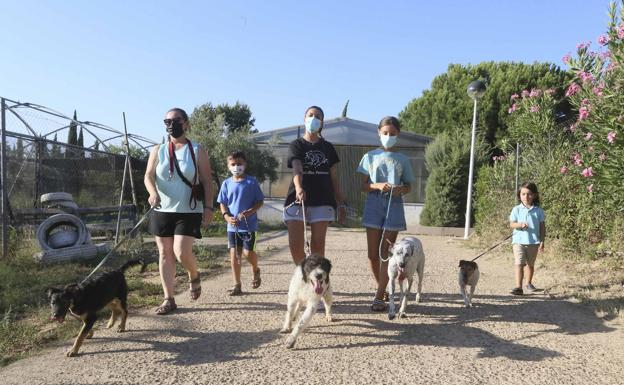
[77,126,85,158]
[67,110,78,145]
[191,102,257,134]
[51,134,62,158]
[106,143,149,159]
[399,62,572,146]
[189,103,278,185]
[15,138,24,159]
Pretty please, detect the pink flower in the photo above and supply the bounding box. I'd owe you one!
[600,50,612,60]
[587,184,593,193]
[585,132,593,140]
[530,105,540,113]
[511,93,519,100]
[599,153,607,161]
[608,131,617,143]
[577,41,591,50]
[508,103,518,114]
[592,85,604,96]
[618,24,624,39]
[562,54,571,64]
[578,71,594,83]
[529,88,542,98]
[521,89,530,98]
[581,98,590,106]
[565,83,580,97]
[560,166,568,174]
[572,152,583,166]
[568,122,578,132]
[598,35,609,45]
[581,167,594,177]
[579,106,590,120]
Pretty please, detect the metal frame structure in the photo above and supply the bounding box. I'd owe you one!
[0,96,158,258]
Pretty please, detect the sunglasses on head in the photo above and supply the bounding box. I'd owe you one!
[163,117,184,126]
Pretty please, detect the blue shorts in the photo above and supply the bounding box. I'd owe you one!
[362,191,406,231]
[227,231,257,251]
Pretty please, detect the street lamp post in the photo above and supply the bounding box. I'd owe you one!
[464,80,486,240]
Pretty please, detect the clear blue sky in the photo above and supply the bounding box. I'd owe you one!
[0,0,611,144]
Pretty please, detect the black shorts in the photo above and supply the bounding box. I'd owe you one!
[227,231,257,251]
[148,211,202,239]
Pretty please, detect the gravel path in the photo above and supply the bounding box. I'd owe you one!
[2,228,622,385]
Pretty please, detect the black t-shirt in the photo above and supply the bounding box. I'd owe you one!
[284,137,340,208]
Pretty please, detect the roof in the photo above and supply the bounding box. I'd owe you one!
[251,117,431,147]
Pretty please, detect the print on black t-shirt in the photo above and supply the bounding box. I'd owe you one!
[285,138,340,209]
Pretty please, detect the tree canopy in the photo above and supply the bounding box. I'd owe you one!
[399,62,572,146]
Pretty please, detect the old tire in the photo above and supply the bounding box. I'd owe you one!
[36,213,88,251]
[40,192,74,204]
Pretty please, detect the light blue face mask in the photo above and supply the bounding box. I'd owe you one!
[380,134,397,149]
[305,116,322,134]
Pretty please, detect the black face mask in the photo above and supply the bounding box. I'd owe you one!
[166,120,185,138]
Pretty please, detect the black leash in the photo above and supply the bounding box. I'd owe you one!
[470,233,513,262]
[81,207,154,283]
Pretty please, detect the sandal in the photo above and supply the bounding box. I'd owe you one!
[251,268,262,289]
[371,298,387,312]
[229,283,242,296]
[190,273,202,301]
[155,298,177,315]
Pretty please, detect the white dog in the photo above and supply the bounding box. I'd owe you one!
[458,260,479,307]
[387,236,425,320]
[279,254,333,348]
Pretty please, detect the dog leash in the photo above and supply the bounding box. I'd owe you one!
[379,185,395,263]
[233,215,252,266]
[470,233,513,262]
[81,207,154,284]
[284,198,311,257]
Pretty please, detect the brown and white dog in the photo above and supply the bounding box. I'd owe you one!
[279,254,333,348]
[458,260,479,308]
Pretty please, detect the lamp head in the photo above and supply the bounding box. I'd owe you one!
[467,80,487,100]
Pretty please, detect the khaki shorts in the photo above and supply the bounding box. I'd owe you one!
[513,244,539,266]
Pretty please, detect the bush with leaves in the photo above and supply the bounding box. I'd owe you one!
[420,130,487,227]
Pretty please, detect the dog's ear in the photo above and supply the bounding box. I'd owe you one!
[46,288,60,299]
[409,244,414,257]
[321,258,332,274]
[300,260,308,282]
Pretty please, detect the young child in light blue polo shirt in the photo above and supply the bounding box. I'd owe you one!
[509,182,545,295]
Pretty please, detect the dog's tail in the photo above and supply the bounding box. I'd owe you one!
[119,258,146,273]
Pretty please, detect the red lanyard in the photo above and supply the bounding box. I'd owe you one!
[168,139,198,183]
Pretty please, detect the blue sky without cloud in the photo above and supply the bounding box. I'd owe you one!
[0,0,612,144]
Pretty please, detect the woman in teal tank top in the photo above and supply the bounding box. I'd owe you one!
[144,107,214,315]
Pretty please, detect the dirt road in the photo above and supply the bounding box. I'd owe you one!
[2,228,622,385]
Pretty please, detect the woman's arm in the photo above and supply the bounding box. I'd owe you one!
[330,164,346,224]
[197,145,214,225]
[292,159,305,202]
[539,221,546,251]
[144,145,160,207]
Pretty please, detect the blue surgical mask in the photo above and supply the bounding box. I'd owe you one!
[380,134,397,149]
[304,116,322,134]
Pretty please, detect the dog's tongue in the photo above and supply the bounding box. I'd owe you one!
[398,268,406,281]
[313,280,323,294]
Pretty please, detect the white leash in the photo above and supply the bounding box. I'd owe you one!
[379,185,394,263]
[301,199,311,257]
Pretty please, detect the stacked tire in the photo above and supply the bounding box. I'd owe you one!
[34,193,110,264]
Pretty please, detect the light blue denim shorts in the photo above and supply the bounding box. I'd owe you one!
[283,204,335,223]
[362,191,406,231]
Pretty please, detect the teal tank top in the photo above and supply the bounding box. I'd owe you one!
[155,142,203,213]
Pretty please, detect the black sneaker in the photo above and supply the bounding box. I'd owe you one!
[511,287,524,295]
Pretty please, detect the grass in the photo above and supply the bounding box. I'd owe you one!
[0,229,229,367]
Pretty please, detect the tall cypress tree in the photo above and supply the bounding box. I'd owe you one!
[66,110,78,158]
[77,126,85,158]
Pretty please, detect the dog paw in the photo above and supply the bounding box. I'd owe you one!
[116,327,125,333]
[326,315,333,322]
[106,322,114,329]
[399,312,407,319]
[66,350,78,357]
[415,294,421,303]
[279,327,291,334]
[285,337,296,349]
[388,313,396,320]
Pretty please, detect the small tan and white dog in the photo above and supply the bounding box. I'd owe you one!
[280,254,333,348]
[458,260,479,308]
[387,236,425,320]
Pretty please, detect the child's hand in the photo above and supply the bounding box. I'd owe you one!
[226,214,238,226]
[295,187,306,202]
[239,209,253,218]
[519,222,528,230]
[539,242,545,252]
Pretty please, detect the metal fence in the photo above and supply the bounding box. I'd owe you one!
[1,97,157,258]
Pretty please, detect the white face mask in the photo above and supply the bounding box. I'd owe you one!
[380,134,397,149]
[229,165,245,176]
[304,116,322,134]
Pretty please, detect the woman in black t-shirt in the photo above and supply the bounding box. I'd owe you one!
[283,106,346,265]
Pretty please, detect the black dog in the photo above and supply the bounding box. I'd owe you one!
[47,259,144,357]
